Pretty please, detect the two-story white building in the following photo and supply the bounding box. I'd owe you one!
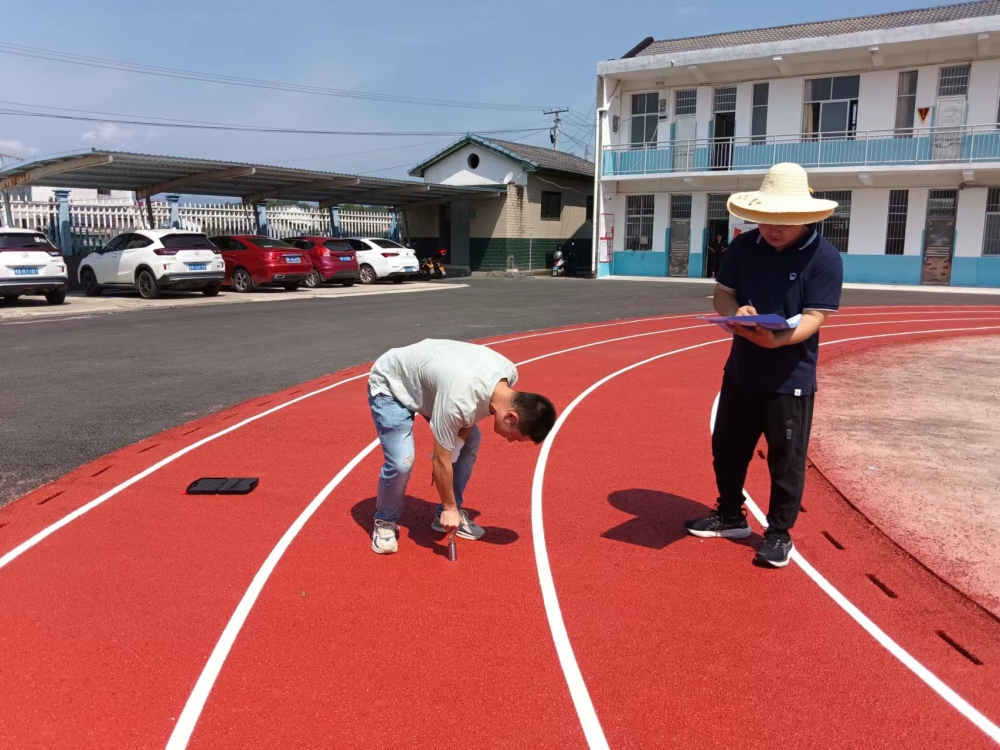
[593,0,1000,288]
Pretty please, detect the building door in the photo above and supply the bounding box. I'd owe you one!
[668,194,692,277]
[712,113,735,169]
[921,190,957,285]
[932,97,965,161]
[932,65,969,162]
[673,90,698,172]
[711,86,736,170]
[706,193,731,278]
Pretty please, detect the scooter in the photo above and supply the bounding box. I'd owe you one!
[551,250,577,277]
[417,249,447,281]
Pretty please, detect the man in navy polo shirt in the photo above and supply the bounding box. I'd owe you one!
[686,163,844,568]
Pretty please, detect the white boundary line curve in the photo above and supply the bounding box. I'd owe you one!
[707,324,1000,744]
[0,313,703,573]
[162,320,723,750]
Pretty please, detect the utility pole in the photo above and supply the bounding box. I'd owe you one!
[544,108,570,150]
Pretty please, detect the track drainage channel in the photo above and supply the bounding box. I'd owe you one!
[935,630,983,665]
[138,443,160,454]
[91,466,112,478]
[866,574,898,599]
[821,531,845,550]
[38,491,65,506]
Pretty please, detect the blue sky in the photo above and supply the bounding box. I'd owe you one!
[0,0,946,180]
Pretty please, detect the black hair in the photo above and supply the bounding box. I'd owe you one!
[511,392,557,443]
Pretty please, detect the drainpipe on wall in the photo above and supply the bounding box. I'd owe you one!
[591,72,605,278]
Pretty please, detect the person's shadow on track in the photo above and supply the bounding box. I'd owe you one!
[602,489,763,550]
[351,496,520,558]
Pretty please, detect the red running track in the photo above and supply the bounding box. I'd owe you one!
[1,306,998,749]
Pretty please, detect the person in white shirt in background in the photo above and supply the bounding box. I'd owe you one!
[366,338,557,555]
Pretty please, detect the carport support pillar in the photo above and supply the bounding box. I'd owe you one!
[1,190,12,228]
[166,194,181,228]
[55,189,73,256]
[255,202,270,237]
[328,206,340,237]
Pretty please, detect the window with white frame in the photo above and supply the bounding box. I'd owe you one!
[713,86,736,114]
[630,93,659,147]
[803,76,859,138]
[938,65,970,98]
[885,190,909,255]
[751,83,769,144]
[895,71,917,135]
[984,188,1000,257]
[813,190,852,253]
[675,90,697,117]
[625,195,655,251]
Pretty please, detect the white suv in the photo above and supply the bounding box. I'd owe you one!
[0,228,68,305]
[79,230,226,299]
[346,238,419,284]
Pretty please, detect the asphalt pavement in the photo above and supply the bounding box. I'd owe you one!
[2,276,997,505]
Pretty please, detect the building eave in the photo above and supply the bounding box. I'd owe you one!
[597,15,1000,76]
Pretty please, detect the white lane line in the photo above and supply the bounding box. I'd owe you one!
[485,312,704,345]
[165,439,381,750]
[163,322,722,750]
[1,314,706,572]
[0,373,369,573]
[532,338,731,750]
[708,325,1000,745]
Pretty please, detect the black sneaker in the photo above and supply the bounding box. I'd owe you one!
[685,508,751,539]
[755,530,793,568]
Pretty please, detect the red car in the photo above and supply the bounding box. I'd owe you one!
[209,235,313,293]
[284,236,360,288]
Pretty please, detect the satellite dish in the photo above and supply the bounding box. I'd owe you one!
[502,171,514,185]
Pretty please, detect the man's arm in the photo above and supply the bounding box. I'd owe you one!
[713,284,754,317]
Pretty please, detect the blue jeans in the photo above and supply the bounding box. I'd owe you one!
[369,392,481,523]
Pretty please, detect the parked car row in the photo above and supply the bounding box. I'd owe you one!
[0,228,426,305]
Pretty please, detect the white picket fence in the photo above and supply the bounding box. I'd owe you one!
[1,198,394,254]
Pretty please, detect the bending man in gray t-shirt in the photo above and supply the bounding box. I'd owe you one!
[367,338,557,555]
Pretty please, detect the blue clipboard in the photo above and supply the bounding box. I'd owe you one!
[699,313,801,330]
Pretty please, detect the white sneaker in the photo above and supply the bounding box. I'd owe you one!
[432,509,485,540]
[371,520,399,554]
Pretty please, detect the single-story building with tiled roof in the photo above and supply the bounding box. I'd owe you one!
[404,134,594,273]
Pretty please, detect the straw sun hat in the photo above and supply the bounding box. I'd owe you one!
[727,162,838,226]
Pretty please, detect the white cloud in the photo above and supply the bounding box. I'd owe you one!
[675,4,704,15]
[81,122,135,144]
[0,139,38,156]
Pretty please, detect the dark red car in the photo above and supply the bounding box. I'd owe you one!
[209,235,313,293]
[284,236,360,288]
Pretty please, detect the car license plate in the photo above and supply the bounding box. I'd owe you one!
[405,266,417,272]
[340,256,352,262]
[285,255,301,263]
[12,267,39,276]
[188,263,207,271]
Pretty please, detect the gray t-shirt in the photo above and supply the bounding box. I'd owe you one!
[369,339,518,451]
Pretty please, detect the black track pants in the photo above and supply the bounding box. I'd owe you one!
[712,378,815,534]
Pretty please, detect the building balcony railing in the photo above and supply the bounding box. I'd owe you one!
[601,124,1000,177]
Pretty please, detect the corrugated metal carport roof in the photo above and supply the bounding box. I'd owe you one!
[0,149,503,208]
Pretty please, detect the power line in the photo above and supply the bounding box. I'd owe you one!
[0,104,552,138]
[0,42,565,113]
